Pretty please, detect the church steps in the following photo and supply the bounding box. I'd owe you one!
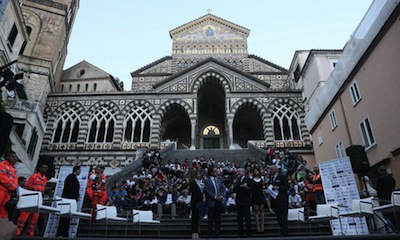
[76,211,331,238]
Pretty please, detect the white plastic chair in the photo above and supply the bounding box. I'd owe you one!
[288,207,306,232]
[309,203,339,221]
[16,187,60,214]
[96,204,128,237]
[309,203,341,234]
[288,207,305,222]
[132,209,160,238]
[56,197,92,219]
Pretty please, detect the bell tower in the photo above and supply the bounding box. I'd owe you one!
[17,0,79,106]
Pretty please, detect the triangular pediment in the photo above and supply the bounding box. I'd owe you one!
[169,14,250,42]
[62,60,113,81]
[154,58,270,93]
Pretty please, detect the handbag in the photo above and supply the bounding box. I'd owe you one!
[5,192,18,209]
[196,202,207,217]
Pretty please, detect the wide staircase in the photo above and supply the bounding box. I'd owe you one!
[163,148,263,163]
[76,210,332,238]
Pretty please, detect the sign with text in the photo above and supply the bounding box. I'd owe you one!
[319,157,369,235]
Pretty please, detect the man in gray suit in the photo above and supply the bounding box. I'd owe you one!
[204,168,225,238]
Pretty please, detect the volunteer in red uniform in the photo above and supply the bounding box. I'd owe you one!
[312,164,325,204]
[16,164,48,236]
[88,175,105,221]
[87,166,107,204]
[0,151,19,218]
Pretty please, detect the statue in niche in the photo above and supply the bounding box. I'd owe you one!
[206,27,214,37]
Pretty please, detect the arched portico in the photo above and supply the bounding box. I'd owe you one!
[196,73,228,149]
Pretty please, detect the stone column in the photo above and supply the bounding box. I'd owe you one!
[227,114,234,149]
[190,118,196,150]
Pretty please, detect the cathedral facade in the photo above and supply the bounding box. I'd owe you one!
[42,14,312,174]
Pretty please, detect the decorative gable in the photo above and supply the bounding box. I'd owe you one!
[154,59,269,93]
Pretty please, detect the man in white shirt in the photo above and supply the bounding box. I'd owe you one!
[288,189,303,208]
[177,189,191,218]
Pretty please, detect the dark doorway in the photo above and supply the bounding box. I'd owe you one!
[160,104,191,149]
[233,105,264,148]
[197,75,226,148]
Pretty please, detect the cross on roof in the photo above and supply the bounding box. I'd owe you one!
[206,8,212,14]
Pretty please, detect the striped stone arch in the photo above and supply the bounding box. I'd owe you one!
[43,101,85,149]
[230,98,269,139]
[121,100,156,145]
[121,100,156,115]
[191,71,232,93]
[86,100,120,115]
[157,99,193,120]
[265,98,310,145]
[152,99,194,147]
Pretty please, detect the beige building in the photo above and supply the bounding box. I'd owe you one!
[298,0,400,189]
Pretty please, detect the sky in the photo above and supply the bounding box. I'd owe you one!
[64,0,373,90]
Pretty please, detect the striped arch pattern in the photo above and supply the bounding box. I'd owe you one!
[86,100,120,144]
[42,104,54,148]
[191,71,232,93]
[266,98,310,146]
[43,101,85,148]
[230,98,269,140]
[121,100,156,144]
[154,99,194,147]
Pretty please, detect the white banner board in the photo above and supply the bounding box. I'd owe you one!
[319,157,369,235]
[44,166,90,238]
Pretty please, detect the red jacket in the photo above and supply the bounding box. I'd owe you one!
[25,172,48,194]
[0,160,18,192]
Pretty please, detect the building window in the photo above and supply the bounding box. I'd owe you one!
[272,104,301,141]
[87,106,115,143]
[61,85,64,92]
[7,23,18,48]
[359,116,376,149]
[349,80,362,105]
[317,132,323,146]
[93,83,97,91]
[123,105,152,142]
[329,110,338,130]
[329,59,338,69]
[69,84,72,92]
[77,84,80,92]
[293,64,301,82]
[27,128,38,158]
[336,141,345,159]
[85,83,89,91]
[52,108,81,143]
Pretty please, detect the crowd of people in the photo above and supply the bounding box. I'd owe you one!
[1,147,397,239]
[100,148,328,238]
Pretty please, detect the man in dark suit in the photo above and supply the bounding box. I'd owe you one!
[204,168,225,238]
[157,185,178,218]
[233,168,254,238]
[57,166,81,237]
[269,165,289,236]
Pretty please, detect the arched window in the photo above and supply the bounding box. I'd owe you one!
[85,83,89,91]
[123,105,152,142]
[77,84,80,92]
[69,84,72,92]
[52,108,81,143]
[272,104,301,141]
[87,106,116,143]
[93,83,97,91]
